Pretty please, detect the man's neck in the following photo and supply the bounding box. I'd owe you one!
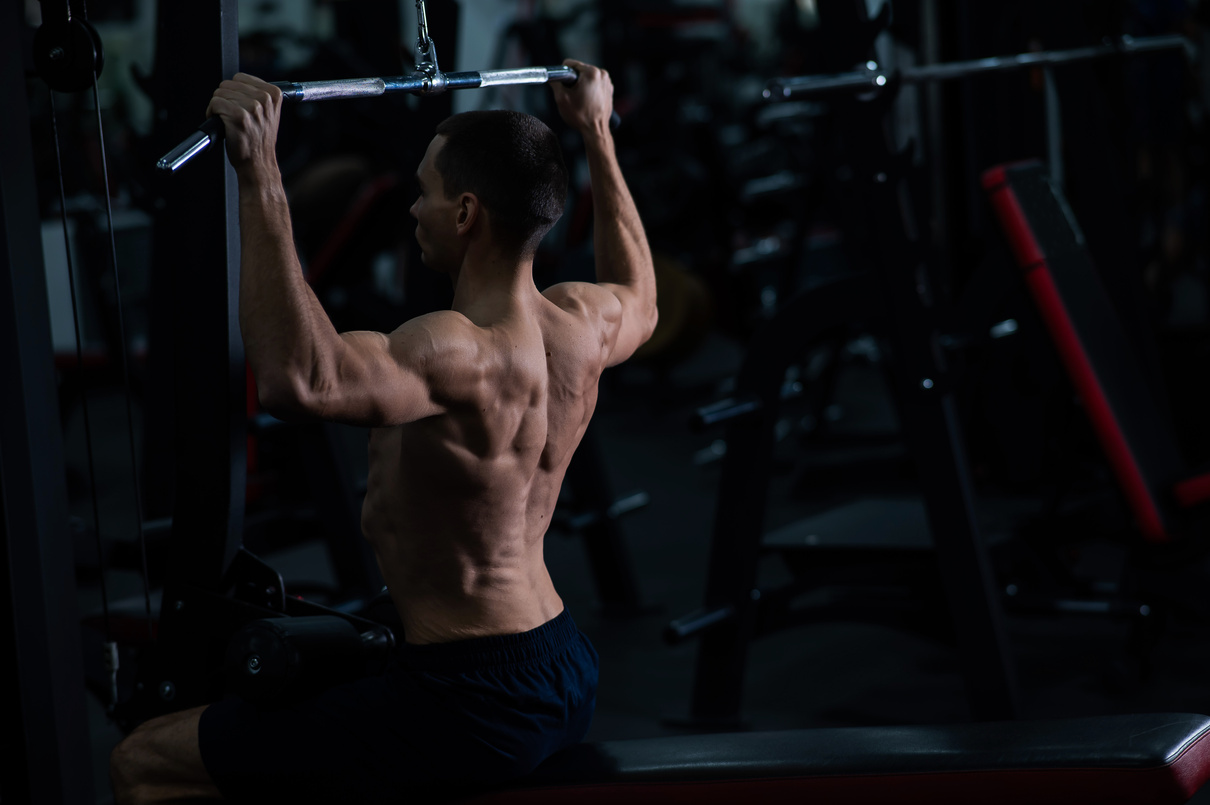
[450,244,537,319]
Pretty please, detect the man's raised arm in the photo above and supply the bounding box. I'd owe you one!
[207,73,441,425]
[552,61,658,367]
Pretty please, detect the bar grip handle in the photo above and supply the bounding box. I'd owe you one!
[156,116,224,174]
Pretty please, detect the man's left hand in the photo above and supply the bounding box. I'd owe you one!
[205,73,283,175]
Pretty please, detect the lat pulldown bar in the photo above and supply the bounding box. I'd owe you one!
[764,34,1192,101]
[158,0,618,174]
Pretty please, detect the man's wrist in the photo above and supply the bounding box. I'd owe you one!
[581,121,613,149]
[236,161,284,196]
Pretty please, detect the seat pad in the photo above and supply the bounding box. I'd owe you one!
[456,713,1210,804]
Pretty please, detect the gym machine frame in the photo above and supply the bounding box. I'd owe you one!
[0,0,94,799]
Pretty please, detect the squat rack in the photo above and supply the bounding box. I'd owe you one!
[766,32,1189,194]
[669,22,1196,727]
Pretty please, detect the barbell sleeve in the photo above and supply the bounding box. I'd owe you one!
[157,65,618,174]
[155,116,225,174]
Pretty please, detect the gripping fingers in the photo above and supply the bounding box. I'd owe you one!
[554,59,613,133]
[206,73,282,169]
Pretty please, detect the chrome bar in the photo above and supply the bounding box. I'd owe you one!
[765,34,1192,101]
[158,65,590,174]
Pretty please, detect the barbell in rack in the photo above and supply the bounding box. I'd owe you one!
[763,34,1193,102]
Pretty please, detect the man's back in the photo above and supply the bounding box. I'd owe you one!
[362,283,616,644]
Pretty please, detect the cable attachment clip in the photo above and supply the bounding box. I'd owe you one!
[413,0,446,94]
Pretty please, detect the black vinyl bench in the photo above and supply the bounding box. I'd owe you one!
[457,713,1210,804]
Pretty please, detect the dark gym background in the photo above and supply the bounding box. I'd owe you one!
[13,0,1210,802]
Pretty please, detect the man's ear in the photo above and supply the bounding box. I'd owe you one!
[455,193,480,236]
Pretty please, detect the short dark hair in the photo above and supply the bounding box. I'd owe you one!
[434,110,568,256]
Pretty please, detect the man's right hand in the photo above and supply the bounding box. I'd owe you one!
[551,59,614,137]
[206,72,284,179]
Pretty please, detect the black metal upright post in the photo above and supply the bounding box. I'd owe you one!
[0,3,94,801]
[149,0,245,591]
[686,274,885,727]
[122,0,245,722]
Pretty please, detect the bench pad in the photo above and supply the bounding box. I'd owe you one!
[457,713,1210,804]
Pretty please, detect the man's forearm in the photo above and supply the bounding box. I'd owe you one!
[237,166,340,413]
[583,128,656,312]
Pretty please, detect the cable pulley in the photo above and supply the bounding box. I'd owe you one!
[33,16,104,93]
[157,0,619,174]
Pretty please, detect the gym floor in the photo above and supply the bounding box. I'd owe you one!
[73,329,1210,803]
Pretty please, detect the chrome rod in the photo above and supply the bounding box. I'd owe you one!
[157,65,584,174]
[765,34,1192,101]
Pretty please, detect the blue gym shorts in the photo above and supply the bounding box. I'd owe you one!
[198,608,598,804]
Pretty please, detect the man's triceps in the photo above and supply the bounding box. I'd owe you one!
[322,329,440,425]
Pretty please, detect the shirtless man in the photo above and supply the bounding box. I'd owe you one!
[110,59,656,803]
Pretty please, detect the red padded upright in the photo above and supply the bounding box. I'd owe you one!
[1175,472,1210,510]
[982,164,1171,543]
[304,174,399,286]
